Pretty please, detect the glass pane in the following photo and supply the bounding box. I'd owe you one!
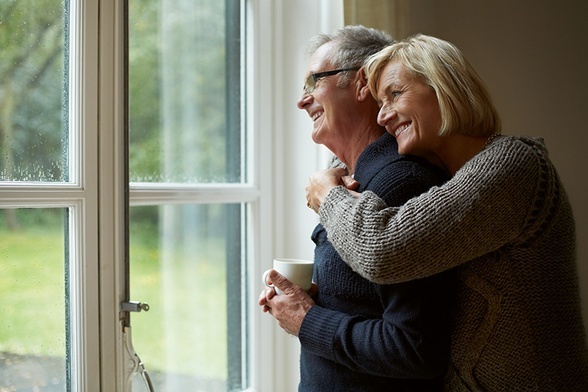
[128,0,243,183]
[0,208,67,390]
[0,1,69,182]
[129,204,246,391]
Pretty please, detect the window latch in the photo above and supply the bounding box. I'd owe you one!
[121,301,150,313]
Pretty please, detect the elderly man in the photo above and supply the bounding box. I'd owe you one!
[259,25,455,391]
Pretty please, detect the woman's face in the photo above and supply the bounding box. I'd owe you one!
[375,61,443,162]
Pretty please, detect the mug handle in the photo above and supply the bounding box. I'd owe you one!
[262,269,274,289]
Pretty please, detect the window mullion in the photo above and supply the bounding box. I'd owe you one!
[69,0,102,390]
[96,0,127,391]
[129,184,259,206]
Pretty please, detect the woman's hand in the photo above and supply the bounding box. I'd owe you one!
[305,168,359,213]
[258,270,316,336]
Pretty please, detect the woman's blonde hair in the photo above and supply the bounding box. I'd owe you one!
[365,34,501,136]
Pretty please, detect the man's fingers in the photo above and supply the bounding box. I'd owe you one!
[341,175,360,190]
[268,270,290,289]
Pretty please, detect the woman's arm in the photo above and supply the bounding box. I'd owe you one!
[317,139,542,284]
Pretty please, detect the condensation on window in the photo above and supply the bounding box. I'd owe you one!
[0,1,69,183]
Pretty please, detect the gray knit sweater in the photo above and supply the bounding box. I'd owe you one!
[319,136,588,391]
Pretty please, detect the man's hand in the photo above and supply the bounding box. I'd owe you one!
[305,168,359,212]
[258,270,315,336]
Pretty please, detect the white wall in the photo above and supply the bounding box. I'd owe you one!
[257,1,343,391]
[403,0,588,335]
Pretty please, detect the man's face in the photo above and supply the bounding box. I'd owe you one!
[297,42,359,150]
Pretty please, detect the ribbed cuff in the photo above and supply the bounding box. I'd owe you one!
[299,306,347,360]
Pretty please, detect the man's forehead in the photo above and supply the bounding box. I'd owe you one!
[308,42,336,72]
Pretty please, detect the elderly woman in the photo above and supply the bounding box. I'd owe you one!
[305,34,588,391]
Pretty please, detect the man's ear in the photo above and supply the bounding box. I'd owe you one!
[356,67,371,101]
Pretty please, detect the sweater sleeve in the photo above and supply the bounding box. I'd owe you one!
[299,271,454,378]
[319,137,543,284]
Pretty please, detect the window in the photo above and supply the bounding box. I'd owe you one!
[127,0,250,390]
[1,0,252,389]
[0,0,100,390]
[0,208,68,389]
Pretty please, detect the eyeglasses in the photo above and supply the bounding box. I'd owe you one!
[303,67,360,94]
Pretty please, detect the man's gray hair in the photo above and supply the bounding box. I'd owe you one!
[307,25,395,69]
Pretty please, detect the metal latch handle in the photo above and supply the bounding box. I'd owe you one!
[121,301,150,312]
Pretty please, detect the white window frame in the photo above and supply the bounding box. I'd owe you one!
[95,0,126,390]
[0,0,102,390]
[95,0,262,389]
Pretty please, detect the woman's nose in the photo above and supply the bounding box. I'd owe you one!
[377,106,396,127]
[297,90,313,109]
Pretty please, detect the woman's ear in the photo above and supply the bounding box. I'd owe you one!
[356,67,371,101]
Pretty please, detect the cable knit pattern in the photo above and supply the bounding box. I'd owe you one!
[299,133,455,391]
[319,136,588,391]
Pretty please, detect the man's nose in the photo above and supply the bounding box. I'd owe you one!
[297,90,313,109]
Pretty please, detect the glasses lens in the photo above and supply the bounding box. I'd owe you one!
[304,74,314,94]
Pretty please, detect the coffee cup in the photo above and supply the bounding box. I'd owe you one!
[262,258,314,295]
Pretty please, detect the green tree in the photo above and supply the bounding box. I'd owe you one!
[0,0,66,183]
[129,0,231,183]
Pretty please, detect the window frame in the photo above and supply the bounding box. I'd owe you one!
[125,1,252,390]
[95,0,266,388]
[0,0,102,390]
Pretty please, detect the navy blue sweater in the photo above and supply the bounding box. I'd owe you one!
[298,133,455,391]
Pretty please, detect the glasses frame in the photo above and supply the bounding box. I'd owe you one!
[303,67,360,94]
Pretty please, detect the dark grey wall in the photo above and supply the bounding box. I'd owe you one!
[404,0,588,331]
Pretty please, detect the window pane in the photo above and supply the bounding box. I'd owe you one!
[129,0,243,183]
[129,203,246,391]
[0,208,67,390]
[0,1,68,182]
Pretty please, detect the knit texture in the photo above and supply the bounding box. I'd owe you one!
[299,133,455,391]
[319,136,588,391]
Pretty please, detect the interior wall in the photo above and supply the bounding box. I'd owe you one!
[343,0,409,38]
[268,1,344,391]
[346,0,588,332]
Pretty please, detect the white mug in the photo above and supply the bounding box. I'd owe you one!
[262,258,314,295]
